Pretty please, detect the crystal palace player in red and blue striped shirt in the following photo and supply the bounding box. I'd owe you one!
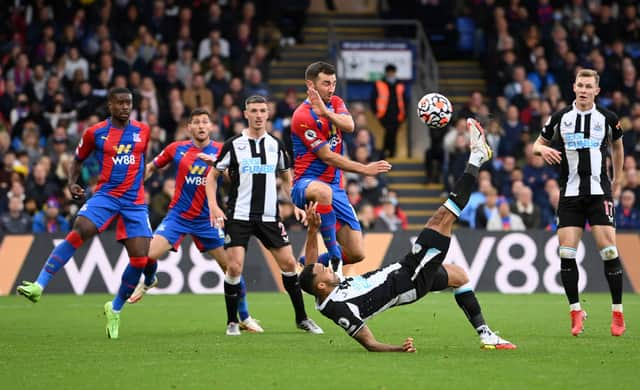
[18,88,153,339]
[127,108,263,334]
[290,62,391,271]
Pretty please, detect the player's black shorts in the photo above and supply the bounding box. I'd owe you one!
[558,195,615,228]
[224,219,291,249]
[399,228,451,298]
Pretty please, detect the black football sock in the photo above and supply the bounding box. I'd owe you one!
[224,280,241,324]
[282,271,307,323]
[604,258,623,305]
[560,258,580,305]
[454,290,486,332]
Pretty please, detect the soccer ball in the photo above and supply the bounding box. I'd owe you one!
[417,93,453,128]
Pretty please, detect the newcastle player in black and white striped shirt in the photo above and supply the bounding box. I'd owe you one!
[533,69,626,337]
[200,95,323,335]
[299,119,516,352]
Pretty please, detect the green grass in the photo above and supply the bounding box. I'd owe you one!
[0,293,638,389]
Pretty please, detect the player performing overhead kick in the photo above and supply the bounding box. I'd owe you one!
[299,119,516,352]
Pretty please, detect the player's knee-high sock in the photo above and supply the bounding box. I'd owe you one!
[454,284,487,332]
[143,258,158,286]
[224,274,241,324]
[112,257,147,311]
[35,231,84,288]
[316,204,341,260]
[560,249,580,308]
[238,276,250,321]
[282,271,307,323]
[443,164,478,218]
[603,256,623,308]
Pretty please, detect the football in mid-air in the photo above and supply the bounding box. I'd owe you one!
[417,93,453,128]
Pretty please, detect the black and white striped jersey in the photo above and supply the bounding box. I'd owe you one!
[317,263,417,337]
[541,102,622,197]
[214,130,290,222]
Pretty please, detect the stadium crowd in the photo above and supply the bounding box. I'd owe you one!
[412,0,640,231]
[0,1,401,238]
[2,1,640,238]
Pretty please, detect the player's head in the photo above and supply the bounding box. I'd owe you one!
[107,87,133,122]
[299,263,339,296]
[305,61,336,103]
[188,107,213,143]
[243,95,268,132]
[573,68,600,109]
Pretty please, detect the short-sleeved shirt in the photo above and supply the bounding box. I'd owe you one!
[153,140,222,221]
[541,102,622,197]
[75,119,150,204]
[290,95,350,187]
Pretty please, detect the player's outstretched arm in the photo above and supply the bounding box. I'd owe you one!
[144,161,157,181]
[279,169,307,225]
[353,325,416,353]
[315,145,392,176]
[303,202,320,264]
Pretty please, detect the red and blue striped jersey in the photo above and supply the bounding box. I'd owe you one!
[75,119,150,204]
[290,95,350,187]
[153,140,222,220]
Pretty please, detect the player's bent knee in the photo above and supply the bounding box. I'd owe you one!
[599,246,618,261]
[558,246,577,259]
[445,264,469,287]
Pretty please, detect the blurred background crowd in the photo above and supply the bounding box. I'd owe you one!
[1,0,639,239]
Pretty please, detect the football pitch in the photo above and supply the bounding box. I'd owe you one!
[1,293,637,389]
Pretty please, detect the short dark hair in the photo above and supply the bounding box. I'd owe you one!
[305,61,336,81]
[244,94,267,109]
[298,264,317,295]
[189,107,212,122]
[108,87,132,100]
[384,64,397,73]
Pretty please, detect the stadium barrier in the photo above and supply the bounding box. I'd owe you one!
[1,230,639,296]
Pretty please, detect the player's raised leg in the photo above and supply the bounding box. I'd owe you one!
[17,210,101,302]
[304,181,343,262]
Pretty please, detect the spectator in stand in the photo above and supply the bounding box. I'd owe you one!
[346,180,363,209]
[32,197,69,233]
[623,168,640,209]
[487,197,525,231]
[357,202,377,232]
[615,190,640,230]
[499,105,525,159]
[459,174,492,228]
[183,73,214,114]
[149,177,175,229]
[0,194,32,235]
[444,131,469,193]
[376,197,405,232]
[475,186,499,230]
[522,143,557,204]
[25,162,59,210]
[511,185,542,229]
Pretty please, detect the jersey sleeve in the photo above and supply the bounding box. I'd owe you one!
[214,139,233,171]
[153,142,177,168]
[540,114,557,141]
[608,113,623,141]
[291,110,328,153]
[322,301,365,337]
[75,127,96,161]
[330,95,350,115]
[276,138,291,171]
